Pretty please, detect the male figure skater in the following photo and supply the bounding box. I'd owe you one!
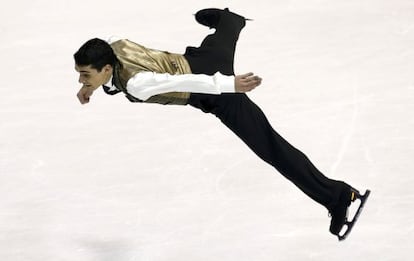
[74,8,370,240]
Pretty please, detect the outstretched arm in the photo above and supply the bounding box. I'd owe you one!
[125,71,262,101]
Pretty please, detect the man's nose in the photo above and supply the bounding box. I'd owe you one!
[78,76,84,84]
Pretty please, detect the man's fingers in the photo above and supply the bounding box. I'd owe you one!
[77,93,89,104]
[242,74,262,84]
[242,76,262,88]
[240,72,254,78]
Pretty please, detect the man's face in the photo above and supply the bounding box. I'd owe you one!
[75,64,112,90]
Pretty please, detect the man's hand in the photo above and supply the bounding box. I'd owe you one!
[235,72,262,93]
[77,86,95,104]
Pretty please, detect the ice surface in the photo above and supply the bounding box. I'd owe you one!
[1,0,413,260]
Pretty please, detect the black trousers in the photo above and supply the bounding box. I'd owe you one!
[184,10,345,210]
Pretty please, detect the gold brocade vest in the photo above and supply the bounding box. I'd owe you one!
[110,39,192,105]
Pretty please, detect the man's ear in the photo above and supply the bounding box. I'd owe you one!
[103,64,113,72]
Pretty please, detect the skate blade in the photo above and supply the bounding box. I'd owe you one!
[337,189,371,241]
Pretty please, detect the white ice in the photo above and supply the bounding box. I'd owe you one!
[1,0,413,260]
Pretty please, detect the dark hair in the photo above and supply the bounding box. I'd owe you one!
[74,38,117,71]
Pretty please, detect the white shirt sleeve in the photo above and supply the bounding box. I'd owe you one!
[126,71,235,101]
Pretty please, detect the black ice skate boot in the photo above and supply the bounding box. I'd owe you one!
[194,8,251,29]
[329,186,371,241]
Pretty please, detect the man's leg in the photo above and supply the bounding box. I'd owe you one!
[185,8,345,208]
[184,8,367,238]
[188,92,345,209]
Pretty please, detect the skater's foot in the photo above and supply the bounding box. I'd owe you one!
[329,186,371,241]
[194,8,251,29]
[329,185,354,235]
